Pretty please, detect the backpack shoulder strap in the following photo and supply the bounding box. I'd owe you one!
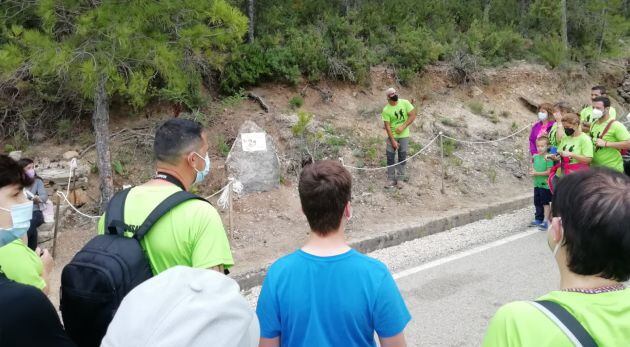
[531,300,598,347]
[599,120,617,139]
[105,188,132,235]
[133,191,208,240]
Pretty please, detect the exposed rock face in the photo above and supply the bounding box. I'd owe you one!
[226,121,280,194]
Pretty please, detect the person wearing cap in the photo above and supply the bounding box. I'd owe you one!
[381,87,417,188]
[483,169,630,346]
[257,160,411,347]
[101,266,259,347]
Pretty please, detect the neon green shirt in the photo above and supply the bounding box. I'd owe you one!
[483,289,630,347]
[0,239,45,290]
[580,106,617,125]
[548,123,559,148]
[532,154,553,189]
[590,119,630,173]
[98,185,233,274]
[558,133,593,165]
[381,99,414,139]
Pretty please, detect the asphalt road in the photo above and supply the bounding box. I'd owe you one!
[395,229,557,346]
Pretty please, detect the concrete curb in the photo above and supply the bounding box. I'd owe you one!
[235,194,531,291]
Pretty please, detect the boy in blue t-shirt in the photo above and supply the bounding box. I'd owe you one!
[529,136,554,231]
[256,160,411,347]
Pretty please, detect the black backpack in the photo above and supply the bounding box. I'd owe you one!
[60,188,207,347]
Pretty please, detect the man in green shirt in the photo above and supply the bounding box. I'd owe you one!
[589,96,630,173]
[97,119,233,274]
[381,88,417,188]
[580,85,616,133]
[484,169,630,346]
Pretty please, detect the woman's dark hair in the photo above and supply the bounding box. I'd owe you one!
[298,160,352,235]
[552,169,630,282]
[17,157,42,180]
[0,155,34,189]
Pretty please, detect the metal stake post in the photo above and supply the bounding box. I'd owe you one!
[439,132,445,194]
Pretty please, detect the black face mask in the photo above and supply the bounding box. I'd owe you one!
[565,128,575,136]
[389,95,399,102]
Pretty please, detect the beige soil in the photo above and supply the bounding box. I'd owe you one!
[26,61,628,306]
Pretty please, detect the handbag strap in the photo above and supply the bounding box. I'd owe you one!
[531,300,597,347]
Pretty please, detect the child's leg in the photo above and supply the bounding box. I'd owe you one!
[543,204,551,222]
[543,188,552,222]
[533,188,544,222]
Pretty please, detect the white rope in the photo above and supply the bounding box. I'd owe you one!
[205,183,230,199]
[342,134,441,171]
[56,191,100,220]
[441,123,532,144]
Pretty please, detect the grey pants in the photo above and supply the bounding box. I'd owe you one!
[386,137,408,181]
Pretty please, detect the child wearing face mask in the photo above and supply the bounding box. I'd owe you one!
[529,103,555,156]
[0,155,53,294]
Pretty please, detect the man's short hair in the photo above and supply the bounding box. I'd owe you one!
[0,155,33,189]
[551,169,630,282]
[154,119,204,164]
[591,85,607,95]
[592,96,611,108]
[299,160,352,235]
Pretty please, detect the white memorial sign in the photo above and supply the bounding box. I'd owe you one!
[241,132,267,152]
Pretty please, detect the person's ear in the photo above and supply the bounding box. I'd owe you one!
[550,217,563,243]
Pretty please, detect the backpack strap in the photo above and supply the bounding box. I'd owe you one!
[105,188,132,236]
[599,120,617,139]
[531,300,598,347]
[133,191,208,241]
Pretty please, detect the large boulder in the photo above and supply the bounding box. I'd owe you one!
[226,121,280,194]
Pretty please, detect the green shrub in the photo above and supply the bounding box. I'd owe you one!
[292,110,313,137]
[534,35,567,68]
[289,95,304,109]
[217,135,231,157]
[468,100,484,115]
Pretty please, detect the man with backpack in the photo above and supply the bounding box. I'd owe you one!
[589,96,630,173]
[61,119,233,346]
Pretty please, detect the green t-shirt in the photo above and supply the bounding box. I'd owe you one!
[381,99,414,139]
[590,119,630,173]
[532,154,553,189]
[0,239,45,290]
[98,185,234,275]
[580,106,617,125]
[558,133,593,165]
[548,123,559,148]
[483,289,630,347]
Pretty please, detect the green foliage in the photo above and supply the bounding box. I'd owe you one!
[441,138,458,157]
[112,160,124,176]
[56,119,72,140]
[217,135,231,157]
[289,95,304,109]
[468,100,484,115]
[535,35,567,68]
[291,110,313,137]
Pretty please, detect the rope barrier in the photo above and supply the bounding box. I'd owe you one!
[441,123,532,144]
[342,134,441,171]
[56,191,100,220]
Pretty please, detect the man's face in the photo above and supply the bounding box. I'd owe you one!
[592,101,606,113]
[591,89,603,101]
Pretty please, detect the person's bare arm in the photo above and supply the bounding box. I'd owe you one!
[384,121,398,150]
[395,109,417,134]
[597,139,630,150]
[259,337,280,347]
[379,333,407,347]
[562,151,592,165]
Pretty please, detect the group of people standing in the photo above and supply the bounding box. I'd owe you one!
[1,87,629,347]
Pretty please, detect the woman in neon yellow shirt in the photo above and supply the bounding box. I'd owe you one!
[483,169,630,346]
[0,155,53,293]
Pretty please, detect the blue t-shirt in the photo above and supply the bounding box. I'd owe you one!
[256,249,411,347]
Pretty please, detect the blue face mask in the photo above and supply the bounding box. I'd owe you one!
[0,201,33,247]
[192,152,211,185]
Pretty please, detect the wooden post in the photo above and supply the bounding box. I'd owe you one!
[440,133,446,194]
[51,192,61,258]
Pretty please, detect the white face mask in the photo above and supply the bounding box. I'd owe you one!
[192,152,211,185]
[538,112,548,121]
[591,108,604,120]
[548,219,564,257]
[0,200,34,247]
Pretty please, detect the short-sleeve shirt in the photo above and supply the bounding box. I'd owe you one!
[580,106,617,124]
[483,289,630,347]
[0,239,45,290]
[256,249,411,346]
[548,123,559,148]
[590,120,630,172]
[532,154,553,189]
[381,99,415,139]
[98,185,233,274]
[558,133,593,165]
[0,273,76,347]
